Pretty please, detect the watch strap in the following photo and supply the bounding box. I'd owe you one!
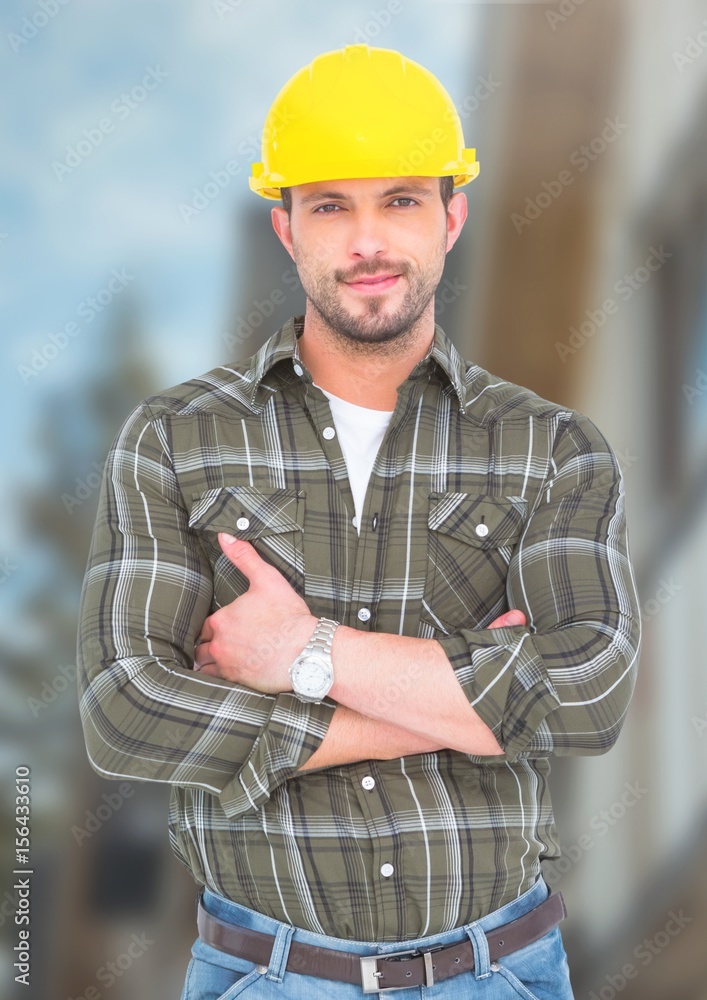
[305,617,339,656]
[289,617,340,703]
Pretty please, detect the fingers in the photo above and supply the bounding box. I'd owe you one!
[487,609,526,629]
[218,533,266,579]
[193,638,213,671]
[198,618,215,643]
[195,661,219,678]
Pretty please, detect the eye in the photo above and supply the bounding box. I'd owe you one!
[312,198,420,214]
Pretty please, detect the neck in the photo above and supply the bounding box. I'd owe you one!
[296,302,435,410]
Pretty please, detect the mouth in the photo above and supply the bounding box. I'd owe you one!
[345,274,401,293]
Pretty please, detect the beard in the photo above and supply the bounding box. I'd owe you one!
[291,229,447,354]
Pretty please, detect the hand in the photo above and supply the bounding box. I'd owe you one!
[487,608,526,629]
[194,526,527,691]
[194,533,318,692]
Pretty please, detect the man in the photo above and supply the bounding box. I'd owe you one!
[77,44,641,999]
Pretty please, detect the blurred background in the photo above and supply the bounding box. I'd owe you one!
[2,0,707,996]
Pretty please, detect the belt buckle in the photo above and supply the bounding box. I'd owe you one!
[360,946,435,994]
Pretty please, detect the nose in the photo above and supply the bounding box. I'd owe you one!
[345,206,390,261]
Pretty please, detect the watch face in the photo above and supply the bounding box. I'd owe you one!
[292,654,332,698]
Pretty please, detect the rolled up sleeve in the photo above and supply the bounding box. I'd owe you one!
[436,410,642,761]
[76,401,335,818]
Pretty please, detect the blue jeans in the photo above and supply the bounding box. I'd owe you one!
[180,875,575,999]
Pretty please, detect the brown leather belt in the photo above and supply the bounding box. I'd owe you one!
[196,888,567,993]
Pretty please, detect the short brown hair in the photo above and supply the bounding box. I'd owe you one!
[280,175,455,217]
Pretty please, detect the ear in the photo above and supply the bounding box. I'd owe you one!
[271,205,295,262]
[445,191,468,254]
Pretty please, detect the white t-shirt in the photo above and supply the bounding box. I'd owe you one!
[315,383,395,534]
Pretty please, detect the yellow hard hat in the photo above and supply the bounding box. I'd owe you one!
[249,43,479,200]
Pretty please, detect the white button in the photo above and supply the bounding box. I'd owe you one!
[357,607,371,622]
[236,517,250,530]
[475,522,489,537]
[323,426,336,439]
[293,363,304,377]
[256,964,268,974]
[490,962,501,972]
[352,516,358,528]
[380,863,394,878]
[362,775,375,790]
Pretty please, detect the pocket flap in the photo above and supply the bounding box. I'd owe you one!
[428,492,527,548]
[189,486,304,539]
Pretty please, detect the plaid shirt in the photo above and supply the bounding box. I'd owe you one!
[76,314,641,940]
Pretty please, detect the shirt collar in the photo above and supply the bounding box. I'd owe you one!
[243,314,469,412]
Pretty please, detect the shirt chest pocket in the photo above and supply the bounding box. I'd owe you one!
[188,486,306,604]
[420,492,528,634]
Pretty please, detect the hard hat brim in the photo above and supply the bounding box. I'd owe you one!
[249,157,480,201]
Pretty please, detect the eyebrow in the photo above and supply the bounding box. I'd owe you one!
[298,183,435,207]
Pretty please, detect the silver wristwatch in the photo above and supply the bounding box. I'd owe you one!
[289,617,340,703]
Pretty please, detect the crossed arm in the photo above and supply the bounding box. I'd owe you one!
[77,402,640,820]
[194,533,522,770]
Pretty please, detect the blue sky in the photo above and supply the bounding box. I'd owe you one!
[0,0,484,602]
[1,0,482,437]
